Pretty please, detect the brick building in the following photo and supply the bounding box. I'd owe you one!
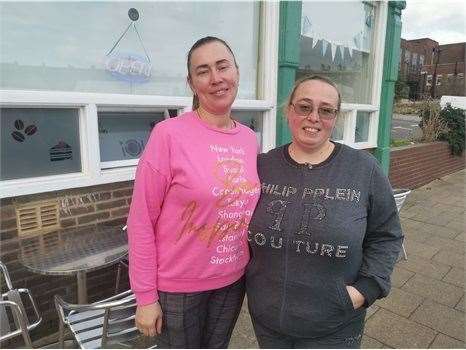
[399,38,465,99]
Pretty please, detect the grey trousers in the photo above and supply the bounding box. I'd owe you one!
[251,312,365,349]
[154,276,245,349]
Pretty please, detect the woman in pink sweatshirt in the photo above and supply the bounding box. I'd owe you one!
[127,36,260,348]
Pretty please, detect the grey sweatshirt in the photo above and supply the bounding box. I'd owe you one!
[246,143,403,338]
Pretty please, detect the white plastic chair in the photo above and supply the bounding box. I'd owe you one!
[393,188,412,260]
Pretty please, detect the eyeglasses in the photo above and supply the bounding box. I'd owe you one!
[291,102,338,119]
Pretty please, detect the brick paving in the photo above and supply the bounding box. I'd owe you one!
[230,169,466,349]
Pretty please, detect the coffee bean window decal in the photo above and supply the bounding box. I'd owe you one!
[11,119,38,143]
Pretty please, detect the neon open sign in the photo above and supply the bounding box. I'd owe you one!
[105,53,151,83]
[104,8,152,83]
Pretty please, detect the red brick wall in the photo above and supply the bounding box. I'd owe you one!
[438,43,465,65]
[389,142,465,189]
[0,181,134,343]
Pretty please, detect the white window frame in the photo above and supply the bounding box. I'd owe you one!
[0,2,279,198]
[335,1,387,150]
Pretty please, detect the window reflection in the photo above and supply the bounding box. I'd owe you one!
[1,2,259,98]
[298,1,375,104]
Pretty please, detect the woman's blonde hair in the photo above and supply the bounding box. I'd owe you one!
[283,75,341,115]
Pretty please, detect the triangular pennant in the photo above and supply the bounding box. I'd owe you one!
[331,43,338,62]
[322,40,328,57]
[302,15,312,36]
[347,44,353,58]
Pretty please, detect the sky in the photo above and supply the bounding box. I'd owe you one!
[401,0,466,45]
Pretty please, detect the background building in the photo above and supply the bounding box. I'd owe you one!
[399,38,465,99]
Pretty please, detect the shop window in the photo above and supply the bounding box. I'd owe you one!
[331,114,345,141]
[355,111,371,143]
[233,111,263,147]
[98,110,171,166]
[298,1,376,104]
[1,108,81,180]
[1,2,260,99]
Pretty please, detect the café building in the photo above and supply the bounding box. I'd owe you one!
[0,0,405,337]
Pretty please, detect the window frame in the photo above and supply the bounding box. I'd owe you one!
[0,3,279,198]
[330,1,387,149]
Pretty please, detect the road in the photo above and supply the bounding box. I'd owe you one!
[391,114,422,140]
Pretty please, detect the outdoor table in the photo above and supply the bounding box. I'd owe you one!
[18,224,128,304]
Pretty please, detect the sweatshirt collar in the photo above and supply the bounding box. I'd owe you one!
[188,111,241,135]
[282,141,341,169]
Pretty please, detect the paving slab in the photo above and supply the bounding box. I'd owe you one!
[361,335,385,349]
[230,299,258,349]
[364,308,436,349]
[455,232,465,241]
[365,304,380,320]
[445,220,465,234]
[418,213,453,226]
[410,299,465,341]
[420,223,462,240]
[442,267,465,288]
[401,224,433,243]
[403,239,442,259]
[429,333,466,349]
[391,266,415,288]
[401,274,464,307]
[432,249,465,269]
[396,254,451,280]
[455,295,465,312]
[423,235,466,255]
[375,287,424,318]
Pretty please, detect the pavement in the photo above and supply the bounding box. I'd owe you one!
[391,113,422,141]
[230,169,466,349]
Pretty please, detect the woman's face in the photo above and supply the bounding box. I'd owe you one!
[188,41,239,115]
[286,79,339,152]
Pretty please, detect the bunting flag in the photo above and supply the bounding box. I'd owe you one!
[321,40,328,57]
[330,43,338,61]
[301,15,370,62]
[302,15,312,36]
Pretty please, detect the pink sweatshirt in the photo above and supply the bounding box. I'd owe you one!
[127,111,261,305]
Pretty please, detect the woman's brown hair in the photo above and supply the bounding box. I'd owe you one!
[187,36,238,110]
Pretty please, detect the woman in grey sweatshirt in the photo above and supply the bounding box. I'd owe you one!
[246,75,403,348]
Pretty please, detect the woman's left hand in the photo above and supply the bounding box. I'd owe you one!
[346,285,365,310]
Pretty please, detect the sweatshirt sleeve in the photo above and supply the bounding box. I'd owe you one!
[353,162,404,307]
[127,124,172,306]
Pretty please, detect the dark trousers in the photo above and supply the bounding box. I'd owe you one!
[251,313,365,349]
[154,276,245,348]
